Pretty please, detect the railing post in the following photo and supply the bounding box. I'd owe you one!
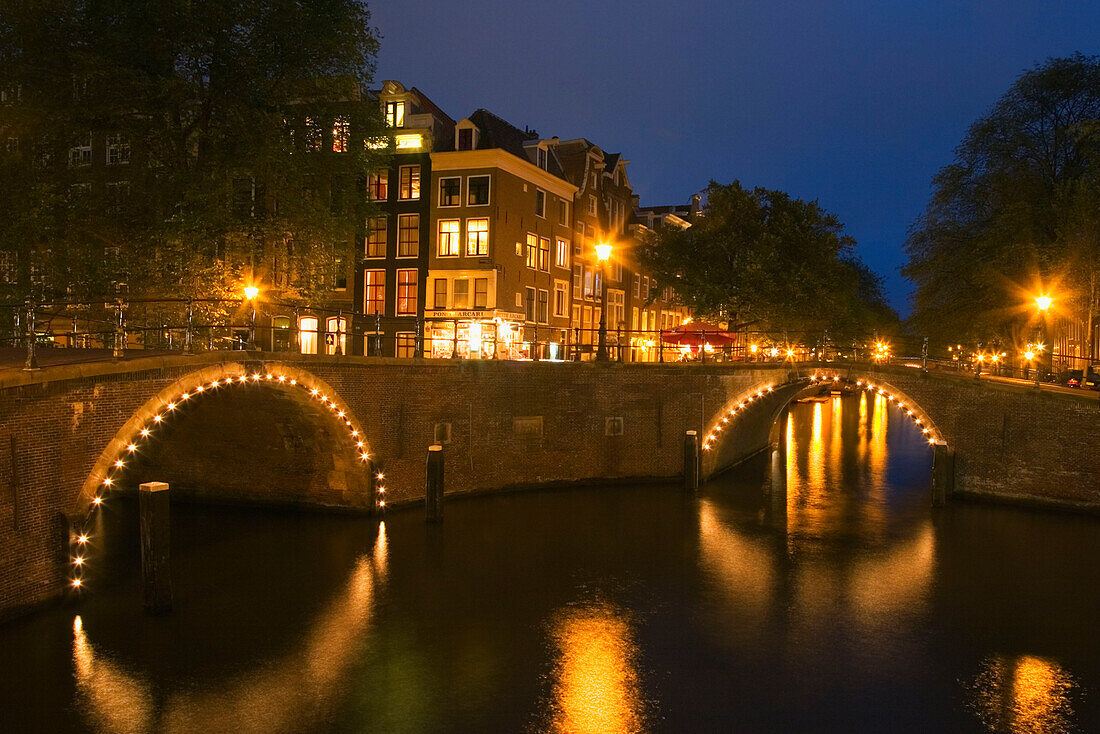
[335,310,344,356]
[533,324,539,361]
[113,299,125,360]
[683,430,700,492]
[374,312,382,357]
[931,442,954,507]
[921,336,928,374]
[22,298,38,371]
[426,444,444,523]
[658,329,664,362]
[574,327,581,362]
[451,319,459,359]
[415,317,423,358]
[974,342,982,381]
[616,325,622,362]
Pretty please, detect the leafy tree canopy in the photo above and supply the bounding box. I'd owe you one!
[0,0,383,316]
[904,53,1100,355]
[637,180,897,342]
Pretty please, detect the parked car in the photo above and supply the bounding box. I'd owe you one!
[1084,371,1100,391]
[1059,369,1084,388]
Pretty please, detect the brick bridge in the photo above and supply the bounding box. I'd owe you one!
[1,352,1097,620]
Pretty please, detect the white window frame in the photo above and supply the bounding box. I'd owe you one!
[438,176,462,207]
[467,174,491,207]
[438,219,460,257]
[535,188,546,218]
[466,218,489,257]
[397,213,420,258]
[398,165,421,201]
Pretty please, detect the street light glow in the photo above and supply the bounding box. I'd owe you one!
[595,243,612,261]
[1035,294,1052,311]
[244,285,260,300]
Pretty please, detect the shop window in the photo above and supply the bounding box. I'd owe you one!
[398,214,419,257]
[396,332,416,358]
[364,270,385,315]
[439,177,461,207]
[438,219,460,257]
[474,278,488,309]
[299,316,318,354]
[453,278,470,309]
[366,217,387,257]
[468,175,490,206]
[396,269,417,315]
[466,218,488,256]
[399,165,420,200]
[433,278,448,309]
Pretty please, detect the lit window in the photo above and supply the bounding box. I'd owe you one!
[453,278,469,309]
[299,316,318,354]
[396,269,418,315]
[365,217,387,258]
[535,189,545,218]
[304,117,321,152]
[466,218,488,257]
[332,117,350,152]
[398,214,419,257]
[555,238,569,269]
[572,264,582,294]
[396,332,416,358]
[364,270,385,315]
[433,278,447,309]
[538,237,550,272]
[526,234,538,269]
[584,267,594,298]
[474,278,488,308]
[385,101,405,128]
[439,177,461,207]
[438,219,460,257]
[368,170,388,201]
[399,165,420,200]
[105,134,130,165]
[325,316,347,354]
[468,175,489,206]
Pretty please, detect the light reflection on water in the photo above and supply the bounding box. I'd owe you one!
[544,603,646,734]
[71,525,389,734]
[1,395,1098,732]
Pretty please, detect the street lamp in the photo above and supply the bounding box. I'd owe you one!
[595,243,612,362]
[1034,293,1053,384]
[244,285,260,350]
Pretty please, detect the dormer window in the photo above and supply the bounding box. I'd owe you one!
[458,128,473,150]
[537,147,547,170]
[385,101,405,128]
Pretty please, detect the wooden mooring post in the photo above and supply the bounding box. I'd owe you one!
[426,445,444,523]
[683,430,700,492]
[139,481,172,613]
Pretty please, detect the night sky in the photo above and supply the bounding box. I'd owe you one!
[370,0,1100,314]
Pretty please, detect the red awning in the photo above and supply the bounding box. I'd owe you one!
[660,322,736,346]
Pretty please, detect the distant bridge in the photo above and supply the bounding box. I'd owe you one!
[0,352,1096,620]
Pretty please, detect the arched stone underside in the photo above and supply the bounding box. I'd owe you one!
[701,370,945,479]
[76,361,377,515]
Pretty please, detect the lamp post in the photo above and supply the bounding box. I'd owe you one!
[244,286,259,351]
[595,243,612,362]
[1035,293,1053,383]
[1025,348,1038,388]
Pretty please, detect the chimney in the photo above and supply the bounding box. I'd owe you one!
[691,193,702,215]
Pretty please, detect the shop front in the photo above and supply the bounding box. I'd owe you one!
[425,309,527,360]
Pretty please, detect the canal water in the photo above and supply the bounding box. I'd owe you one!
[2,393,1100,733]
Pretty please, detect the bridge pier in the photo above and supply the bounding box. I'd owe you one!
[139,482,172,614]
[683,431,700,492]
[426,445,444,523]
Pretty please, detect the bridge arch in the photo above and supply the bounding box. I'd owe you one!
[701,369,946,479]
[69,361,381,589]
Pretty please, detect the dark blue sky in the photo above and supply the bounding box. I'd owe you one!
[370,0,1100,314]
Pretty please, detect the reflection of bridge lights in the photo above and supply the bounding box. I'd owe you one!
[77,534,88,544]
[71,578,82,588]
[73,556,84,565]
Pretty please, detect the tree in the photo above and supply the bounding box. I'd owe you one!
[904,53,1100,362]
[638,180,896,342]
[0,0,384,329]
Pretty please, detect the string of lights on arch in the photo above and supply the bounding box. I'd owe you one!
[69,370,383,591]
[701,373,943,452]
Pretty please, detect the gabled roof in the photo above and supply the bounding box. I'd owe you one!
[463,108,569,180]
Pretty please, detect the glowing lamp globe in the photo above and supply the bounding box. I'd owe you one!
[595,243,612,262]
[244,286,260,300]
[1035,295,1052,311]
